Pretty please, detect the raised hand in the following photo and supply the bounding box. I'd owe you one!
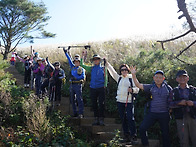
[82,50,87,58]
[130,65,137,75]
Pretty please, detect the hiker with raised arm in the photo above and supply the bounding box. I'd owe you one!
[105,60,139,144]
[33,57,45,96]
[40,57,54,96]
[15,53,33,88]
[63,48,85,118]
[50,61,65,106]
[80,52,107,126]
[130,66,172,147]
[31,50,39,90]
[169,70,196,147]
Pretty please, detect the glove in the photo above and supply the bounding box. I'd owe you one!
[63,48,67,53]
[77,66,83,75]
[46,57,48,61]
[15,53,18,56]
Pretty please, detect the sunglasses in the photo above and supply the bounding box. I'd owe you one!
[121,69,128,72]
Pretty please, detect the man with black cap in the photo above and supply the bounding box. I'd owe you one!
[130,67,172,147]
[169,70,196,147]
[63,49,85,118]
[50,61,65,106]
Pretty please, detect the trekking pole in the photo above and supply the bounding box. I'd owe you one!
[58,45,91,50]
[121,90,130,132]
[52,85,56,110]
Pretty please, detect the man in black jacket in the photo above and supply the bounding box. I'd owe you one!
[169,70,196,147]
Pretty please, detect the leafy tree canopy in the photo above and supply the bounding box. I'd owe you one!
[0,0,55,59]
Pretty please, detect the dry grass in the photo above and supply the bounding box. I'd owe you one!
[16,35,196,66]
[22,94,51,142]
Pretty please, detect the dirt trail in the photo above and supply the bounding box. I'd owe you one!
[5,65,24,87]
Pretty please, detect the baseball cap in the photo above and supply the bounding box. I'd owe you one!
[154,70,164,76]
[176,70,188,77]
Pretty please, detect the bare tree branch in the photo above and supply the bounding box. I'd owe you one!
[176,56,191,65]
[175,39,196,58]
[157,30,191,43]
[157,0,196,61]
[177,0,196,31]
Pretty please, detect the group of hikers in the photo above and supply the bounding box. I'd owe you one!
[13,47,196,147]
[14,49,65,106]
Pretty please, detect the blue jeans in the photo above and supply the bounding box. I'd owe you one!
[70,83,84,115]
[139,112,170,147]
[117,102,136,136]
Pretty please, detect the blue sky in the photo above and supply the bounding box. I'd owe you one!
[19,0,192,47]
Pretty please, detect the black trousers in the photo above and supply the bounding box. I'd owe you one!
[55,80,62,102]
[41,78,49,93]
[24,69,31,84]
[90,87,105,117]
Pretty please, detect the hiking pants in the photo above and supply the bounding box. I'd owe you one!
[176,113,196,147]
[139,112,170,147]
[41,78,49,94]
[24,69,31,84]
[55,80,62,102]
[90,87,105,118]
[117,102,136,137]
[35,74,42,96]
[70,83,84,115]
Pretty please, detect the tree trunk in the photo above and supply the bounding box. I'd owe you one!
[3,51,9,60]
[3,45,10,60]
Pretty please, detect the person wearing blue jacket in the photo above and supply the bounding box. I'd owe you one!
[81,53,108,126]
[64,49,85,118]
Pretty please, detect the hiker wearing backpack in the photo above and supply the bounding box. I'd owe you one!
[49,61,65,106]
[130,67,172,147]
[40,57,54,96]
[63,49,85,118]
[169,70,196,147]
[15,53,33,88]
[81,53,107,126]
[31,50,39,90]
[105,60,139,143]
[33,57,45,96]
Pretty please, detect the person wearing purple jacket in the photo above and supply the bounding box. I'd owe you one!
[130,66,172,147]
[15,53,33,88]
[33,57,45,96]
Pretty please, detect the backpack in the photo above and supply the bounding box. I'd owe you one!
[117,77,137,103]
[144,81,171,115]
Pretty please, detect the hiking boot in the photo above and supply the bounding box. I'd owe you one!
[119,134,131,143]
[26,84,30,88]
[99,117,105,126]
[130,134,139,145]
[92,117,99,126]
[78,114,84,119]
[24,84,27,88]
[72,113,78,117]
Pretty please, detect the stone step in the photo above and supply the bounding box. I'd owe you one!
[68,117,118,125]
[93,131,116,142]
[80,117,117,125]
[81,124,122,134]
[60,97,70,105]
[58,103,94,117]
